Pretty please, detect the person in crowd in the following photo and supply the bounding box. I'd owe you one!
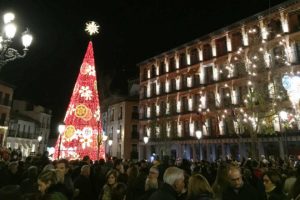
[186,174,213,200]
[138,167,161,200]
[148,166,185,200]
[291,176,300,200]
[126,164,139,200]
[263,170,287,200]
[74,165,96,200]
[111,183,127,200]
[0,185,23,200]
[20,165,39,194]
[114,159,128,184]
[212,162,228,200]
[38,169,68,200]
[55,159,74,199]
[0,161,21,187]
[283,168,297,198]
[222,165,262,200]
[99,169,118,200]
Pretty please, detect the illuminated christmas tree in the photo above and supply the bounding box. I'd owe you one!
[53,22,105,160]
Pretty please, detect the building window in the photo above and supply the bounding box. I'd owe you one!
[132,106,138,119]
[169,57,176,72]
[132,125,138,139]
[203,44,212,61]
[231,32,243,52]
[179,53,186,68]
[110,109,114,121]
[4,93,10,106]
[0,113,6,126]
[216,37,227,57]
[190,48,199,65]
[119,106,123,120]
[204,66,214,84]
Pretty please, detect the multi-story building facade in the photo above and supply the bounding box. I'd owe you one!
[7,100,52,155]
[0,80,14,146]
[105,97,139,159]
[138,0,300,161]
[7,113,40,157]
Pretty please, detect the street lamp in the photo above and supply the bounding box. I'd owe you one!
[195,130,202,161]
[0,12,33,69]
[108,139,113,157]
[279,110,289,158]
[58,124,65,159]
[37,135,42,154]
[143,136,149,160]
[143,136,149,144]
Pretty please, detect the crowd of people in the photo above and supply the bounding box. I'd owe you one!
[0,149,300,200]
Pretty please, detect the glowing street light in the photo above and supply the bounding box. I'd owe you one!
[58,124,65,159]
[143,136,149,144]
[195,130,202,160]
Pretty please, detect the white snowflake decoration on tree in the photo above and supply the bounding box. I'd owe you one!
[86,65,96,76]
[79,86,93,100]
[79,133,93,149]
[85,21,100,36]
[94,107,101,121]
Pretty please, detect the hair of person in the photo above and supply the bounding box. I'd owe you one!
[227,165,241,177]
[56,159,69,168]
[38,169,57,185]
[188,174,213,198]
[145,177,159,191]
[163,167,184,186]
[263,170,282,189]
[149,166,159,174]
[106,169,119,181]
[81,165,90,173]
[27,166,38,179]
[111,183,127,200]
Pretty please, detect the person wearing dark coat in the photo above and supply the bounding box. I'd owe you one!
[222,166,262,200]
[148,167,185,200]
[74,165,96,200]
[263,171,287,200]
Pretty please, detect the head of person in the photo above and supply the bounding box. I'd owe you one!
[38,169,57,195]
[27,166,38,180]
[227,166,243,189]
[55,159,69,175]
[106,169,118,186]
[145,177,159,191]
[114,159,124,173]
[188,174,213,198]
[148,166,159,180]
[111,183,127,200]
[163,167,185,193]
[263,170,282,192]
[80,165,90,177]
[0,185,22,200]
[8,161,18,174]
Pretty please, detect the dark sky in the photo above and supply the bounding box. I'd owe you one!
[0,0,288,136]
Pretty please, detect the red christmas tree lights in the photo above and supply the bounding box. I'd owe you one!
[53,41,105,160]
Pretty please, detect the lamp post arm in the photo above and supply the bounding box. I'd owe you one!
[0,47,28,69]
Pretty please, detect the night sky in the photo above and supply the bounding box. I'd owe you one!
[0,0,288,136]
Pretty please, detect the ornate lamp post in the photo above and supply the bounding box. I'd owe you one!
[108,139,113,158]
[58,124,65,159]
[143,136,149,160]
[0,12,33,69]
[37,135,42,154]
[195,130,202,161]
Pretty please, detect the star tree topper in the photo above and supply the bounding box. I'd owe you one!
[85,21,100,36]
